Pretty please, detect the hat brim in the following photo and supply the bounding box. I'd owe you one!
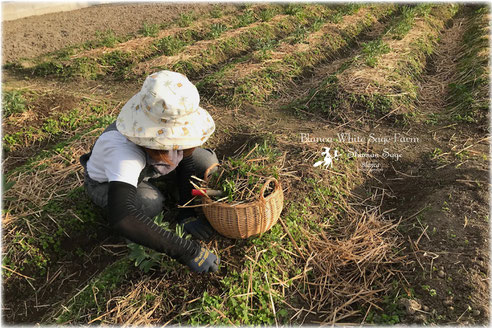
[116,93,215,150]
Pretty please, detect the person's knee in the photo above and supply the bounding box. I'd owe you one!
[85,180,109,209]
[192,148,219,179]
[136,182,165,218]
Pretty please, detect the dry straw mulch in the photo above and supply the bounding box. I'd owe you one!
[298,210,404,323]
[3,132,99,220]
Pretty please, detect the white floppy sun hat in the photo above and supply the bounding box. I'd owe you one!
[116,70,215,150]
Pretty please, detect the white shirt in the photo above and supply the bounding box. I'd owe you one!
[86,130,182,187]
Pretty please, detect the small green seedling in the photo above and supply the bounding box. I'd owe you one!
[422,285,437,297]
[2,90,27,117]
[207,23,228,39]
[140,22,160,37]
[178,13,195,27]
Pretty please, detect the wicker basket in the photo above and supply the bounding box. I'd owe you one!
[200,164,284,239]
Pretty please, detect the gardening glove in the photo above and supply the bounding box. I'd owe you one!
[182,246,220,273]
[178,209,215,240]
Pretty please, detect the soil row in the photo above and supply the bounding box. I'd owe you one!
[2,3,226,64]
[10,4,327,80]
[197,4,396,107]
[131,4,335,77]
[284,4,460,123]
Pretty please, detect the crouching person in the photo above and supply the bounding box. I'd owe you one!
[79,70,220,273]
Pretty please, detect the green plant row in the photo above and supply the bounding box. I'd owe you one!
[7,5,240,68]
[90,9,248,56]
[197,4,396,107]
[8,5,282,80]
[344,4,458,117]
[3,94,116,153]
[357,4,435,68]
[385,4,434,40]
[291,4,459,120]
[132,4,343,79]
[448,6,490,123]
[286,4,442,118]
[196,4,364,72]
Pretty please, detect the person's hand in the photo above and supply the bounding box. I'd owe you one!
[178,214,215,240]
[183,247,220,273]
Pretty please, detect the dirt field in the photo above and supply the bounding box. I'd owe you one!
[2,3,489,325]
[2,3,221,64]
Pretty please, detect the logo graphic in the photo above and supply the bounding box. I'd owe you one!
[313,147,339,168]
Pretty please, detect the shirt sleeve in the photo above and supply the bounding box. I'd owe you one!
[103,133,146,187]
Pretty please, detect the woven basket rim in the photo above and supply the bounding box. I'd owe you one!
[202,178,282,209]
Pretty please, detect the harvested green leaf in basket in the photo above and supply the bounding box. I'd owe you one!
[203,141,285,204]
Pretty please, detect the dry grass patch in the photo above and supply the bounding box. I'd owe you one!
[300,210,403,323]
[3,131,99,217]
[2,129,102,278]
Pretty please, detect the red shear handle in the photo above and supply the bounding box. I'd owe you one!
[192,189,207,197]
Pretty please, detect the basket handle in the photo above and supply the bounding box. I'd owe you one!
[203,162,220,183]
[259,178,279,202]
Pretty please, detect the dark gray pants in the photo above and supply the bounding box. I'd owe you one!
[82,148,218,218]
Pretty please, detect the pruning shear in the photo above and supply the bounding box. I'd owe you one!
[191,189,224,197]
